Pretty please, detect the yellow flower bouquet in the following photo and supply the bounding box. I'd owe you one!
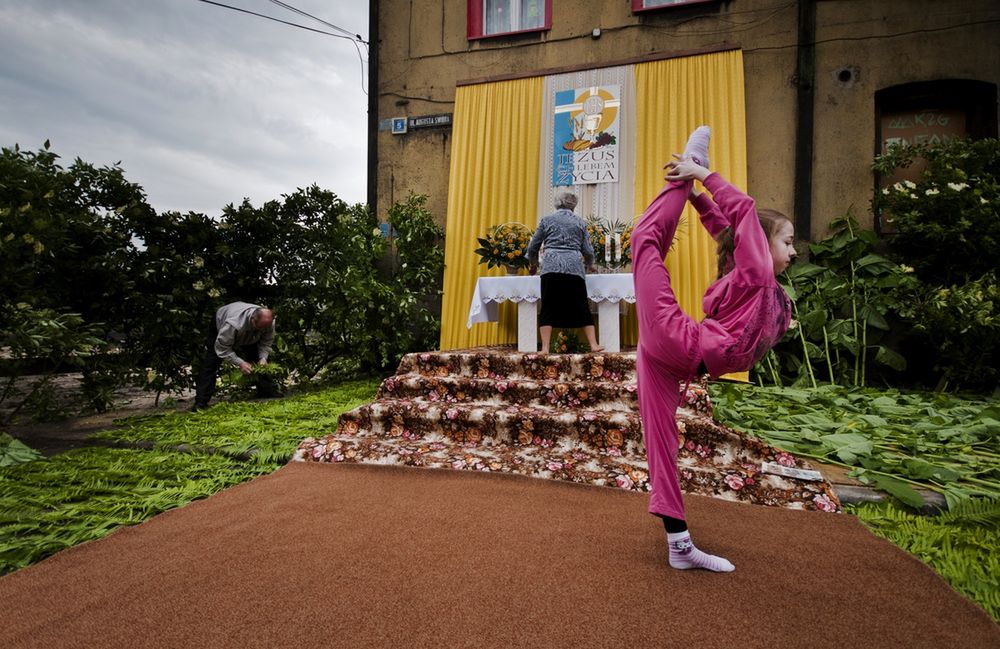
[474,222,532,270]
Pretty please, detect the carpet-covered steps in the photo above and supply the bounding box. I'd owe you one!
[337,399,643,448]
[377,374,642,412]
[396,350,638,383]
[294,349,842,513]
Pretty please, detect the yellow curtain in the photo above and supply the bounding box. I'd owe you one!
[626,49,748,357]
[439,76,543,350]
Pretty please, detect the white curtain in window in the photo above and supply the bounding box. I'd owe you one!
[485,0,544,35]
[485,0,511,35]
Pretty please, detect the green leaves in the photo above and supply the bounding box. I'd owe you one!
[98,378,380,464]
[0,380,380,573]
[709,382,1000,508]
[768,212,918,388]
[819,432,873,464]
[0,447,273,572]
[0,434,42,468]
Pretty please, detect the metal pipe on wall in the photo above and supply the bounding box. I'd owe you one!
[794,0,816,241]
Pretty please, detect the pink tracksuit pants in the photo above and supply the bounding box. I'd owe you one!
[632,180,703,520]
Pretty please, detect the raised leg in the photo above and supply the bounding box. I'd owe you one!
[631,180,702,377]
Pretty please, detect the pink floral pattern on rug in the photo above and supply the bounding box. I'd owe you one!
[294,349,841,513]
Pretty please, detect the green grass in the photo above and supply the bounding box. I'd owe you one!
[96,377,382,464]
[850,499,1000,623]
[0,447,273,572]
[1,377,381,573]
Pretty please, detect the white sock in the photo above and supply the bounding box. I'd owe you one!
[667,531,735,572]
[683,125,711,169]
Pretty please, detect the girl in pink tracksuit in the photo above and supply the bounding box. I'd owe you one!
[632,126,797,572]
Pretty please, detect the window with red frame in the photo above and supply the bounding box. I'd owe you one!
[467,0,551,39]
[631,0,716,12]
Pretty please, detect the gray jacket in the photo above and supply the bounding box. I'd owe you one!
[526,209,595,279]
[214,302,275,367]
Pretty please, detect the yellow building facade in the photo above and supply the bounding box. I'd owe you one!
[368,0,999,349]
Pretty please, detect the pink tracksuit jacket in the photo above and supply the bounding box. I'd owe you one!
[632,173,791,520]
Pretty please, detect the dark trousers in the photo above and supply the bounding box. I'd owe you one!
[193,319,277,408]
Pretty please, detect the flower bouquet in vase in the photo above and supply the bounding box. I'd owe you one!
[474,222,532,274]
[585,216,606,273]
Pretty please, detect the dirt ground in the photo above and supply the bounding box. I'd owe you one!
[2,373,194,456]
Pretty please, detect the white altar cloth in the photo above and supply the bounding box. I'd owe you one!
[467,273,635,352]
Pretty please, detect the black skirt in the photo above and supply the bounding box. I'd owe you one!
[539,273,593,328]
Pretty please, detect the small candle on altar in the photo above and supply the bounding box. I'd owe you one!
[614,234,621,263]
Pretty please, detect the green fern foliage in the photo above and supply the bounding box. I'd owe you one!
[851,499,1000,622]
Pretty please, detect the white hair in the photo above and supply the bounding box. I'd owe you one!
[554,190,578,211]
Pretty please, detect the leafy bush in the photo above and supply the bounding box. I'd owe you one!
[762,214,916,388]
[1,143,445,418]
[873,138,1000,285]
[0,143,151,412]
[0,305,109,423]
[376,193,445,368]
[872,138,1000,391]
[896,272,999,391]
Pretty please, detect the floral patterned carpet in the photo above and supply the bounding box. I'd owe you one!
[294,348,841,513]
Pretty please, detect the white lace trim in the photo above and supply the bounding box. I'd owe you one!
[468,274,635,328]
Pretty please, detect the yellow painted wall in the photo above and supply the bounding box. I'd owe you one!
[376,0,1000,240]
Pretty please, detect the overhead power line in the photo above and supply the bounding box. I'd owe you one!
[195,0,368,95]
[266,0,368,95]
[194,0,360,43]
[267,0,366,43]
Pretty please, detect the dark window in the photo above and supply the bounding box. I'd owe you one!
[631,0,717,13]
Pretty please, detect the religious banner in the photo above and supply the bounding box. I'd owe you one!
[551,85,620,186]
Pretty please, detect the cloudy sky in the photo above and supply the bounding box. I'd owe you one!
[0,0,369,216]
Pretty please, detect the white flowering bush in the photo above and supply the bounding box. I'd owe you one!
[873,138,1000,391]
[873,138,999,284]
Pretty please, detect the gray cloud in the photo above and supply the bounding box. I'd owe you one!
[0,0,369,216]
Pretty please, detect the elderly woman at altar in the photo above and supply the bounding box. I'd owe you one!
[526,190,603,353]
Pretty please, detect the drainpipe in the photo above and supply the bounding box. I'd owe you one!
[367,0,379,219]
[794,0,816,240]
